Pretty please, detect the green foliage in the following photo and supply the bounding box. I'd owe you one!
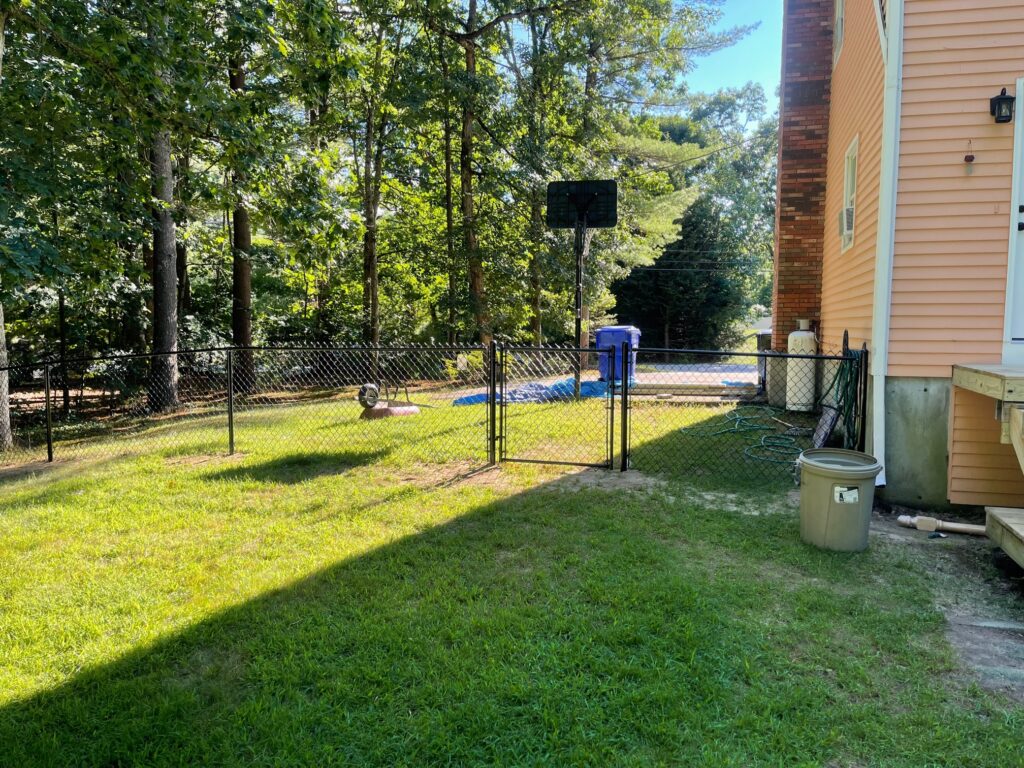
[442,349,486,382]
[615,195,748,349]
[612,82,777,349]
[0,0,772,366]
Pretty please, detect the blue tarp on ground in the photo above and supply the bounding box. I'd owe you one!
[454,377,608,406]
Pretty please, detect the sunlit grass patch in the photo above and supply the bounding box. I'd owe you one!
[0,402,1021,766]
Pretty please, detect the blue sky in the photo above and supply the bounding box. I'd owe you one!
[687,0,783,105]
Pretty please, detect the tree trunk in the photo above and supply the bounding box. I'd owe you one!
[0,11,6,83]
[529,191,543,345]
[176,239,191,317]
[175,152,191,319]
[0,12,13,450]
[58,291,70,416]
[437,35,458,344]
[149,126,180,412]
[361,102,381,346]
[0,300,12,452]
[460,4,490,345]
[582,38,600,141]
[444,114,457,344]
[229,55,254,390]
[49,208,71,415]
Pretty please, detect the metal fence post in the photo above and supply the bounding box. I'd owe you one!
[499,344,507,462]
[44,364,54,463]
[858,344,869,453]
[620,341,629,471]
[488,340,497,465]
[608,346,615,469]
[226,349,235,455]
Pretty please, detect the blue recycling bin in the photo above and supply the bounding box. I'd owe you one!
[595,325,640,382]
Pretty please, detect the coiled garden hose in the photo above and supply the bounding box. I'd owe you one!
[679,350,865,466]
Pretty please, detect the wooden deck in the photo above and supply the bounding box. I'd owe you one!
[986,507,1024,570]
[952,363,1024,403]
[953,364,1024,446]
[954,364,1024,567]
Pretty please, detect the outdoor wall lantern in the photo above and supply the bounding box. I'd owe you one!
[991,88,1016,124]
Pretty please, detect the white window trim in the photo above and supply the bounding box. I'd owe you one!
[834,0,846,65]
[1002,77,1024,364]
[841,136,859,253]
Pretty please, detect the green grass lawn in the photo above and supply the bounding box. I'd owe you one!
[0,402,1022,766]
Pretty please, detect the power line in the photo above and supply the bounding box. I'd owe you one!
[632,267,773,274]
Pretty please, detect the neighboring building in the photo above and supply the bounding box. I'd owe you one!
[773,0,1024,508]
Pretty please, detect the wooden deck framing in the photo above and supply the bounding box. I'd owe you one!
[952,364,1024,403]
[954,364,1024,569]
[986,507,1024,571]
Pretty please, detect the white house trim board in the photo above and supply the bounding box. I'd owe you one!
[1003,76,1024,366]
[869,0,904,487]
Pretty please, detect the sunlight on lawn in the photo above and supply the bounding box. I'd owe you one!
[0,401,1021,766]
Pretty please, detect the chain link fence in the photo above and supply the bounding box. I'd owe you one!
[623,348,866,485]
[0,346,491,471]
[0,343,866,486]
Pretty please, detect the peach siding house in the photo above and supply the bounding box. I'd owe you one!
[774,0,1024,509]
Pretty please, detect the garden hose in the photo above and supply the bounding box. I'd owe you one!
[680,405,777,437]
[678,350,865,467]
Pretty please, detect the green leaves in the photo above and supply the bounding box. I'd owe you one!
[0,0,775,359]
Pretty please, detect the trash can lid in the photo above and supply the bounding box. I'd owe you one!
[798,448,882,480]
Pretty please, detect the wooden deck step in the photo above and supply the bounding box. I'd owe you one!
[986,506,1024,570]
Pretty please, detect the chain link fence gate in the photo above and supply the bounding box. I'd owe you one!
[494,345,617,469]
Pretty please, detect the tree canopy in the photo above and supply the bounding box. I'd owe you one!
[0,0,776,421]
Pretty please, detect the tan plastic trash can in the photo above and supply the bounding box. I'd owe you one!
[797,449,883,552]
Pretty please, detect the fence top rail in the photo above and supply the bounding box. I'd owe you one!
[0,343,491,374]
[502,345,616,354]
[0,343,862,376]
[634,348,860,362]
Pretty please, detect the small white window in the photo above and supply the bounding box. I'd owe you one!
[840,137,858,252]
[834,0,846,64]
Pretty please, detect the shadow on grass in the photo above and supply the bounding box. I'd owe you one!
[627,400,822,491]
[0,429,1018,766]
[205,449,389,484]
[0,473,748,766]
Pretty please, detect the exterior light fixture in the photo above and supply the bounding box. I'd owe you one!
[991,88,1016,124]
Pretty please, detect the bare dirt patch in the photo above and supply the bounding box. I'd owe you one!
[689,488,798,516]
[0,460,61,482]
[547,468,667,494]
[165,453,245,467]
[947,616,1024,704]
[872,509,1024,703]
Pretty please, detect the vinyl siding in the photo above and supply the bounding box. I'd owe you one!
[819,0,886,352]
[948,387,1024,507]
[888,0,1024,378]
[889,1,1024,505]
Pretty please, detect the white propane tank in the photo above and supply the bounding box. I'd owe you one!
[786,319,817,412]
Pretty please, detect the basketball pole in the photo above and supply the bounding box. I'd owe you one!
[573,212,587,399]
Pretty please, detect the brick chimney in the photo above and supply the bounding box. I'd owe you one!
[771,0,833,350]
